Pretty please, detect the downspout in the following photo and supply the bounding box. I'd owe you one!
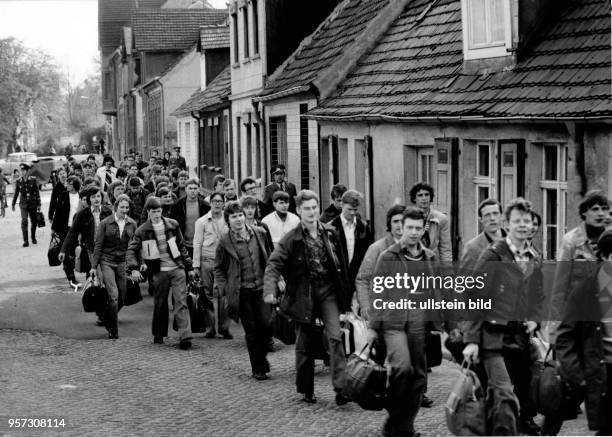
[191,110,202,179]
[252,99,267,185]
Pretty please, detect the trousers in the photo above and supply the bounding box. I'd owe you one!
[152,268,192,341]
[20,205,37,243]
[100,262,127,336]
[200,259,230,334]
[239,288,272,374]
[295,281,346,395]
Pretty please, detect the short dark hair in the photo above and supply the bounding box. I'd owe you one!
[531,211,542,227]
[579,190,608,220]
[156,186,171,197]
[116,168,127,178]
[171,168,180,179]
[178,170,189,179]
[185,178,199,188]
[477,198,502,218]
[240,177,256,193]
[128,177,141,187]
[209,192,225,203]
[145,196,162,211]
[67,175,82,191]
[272,191,290,203]
[240,195,257,208]
[504,197,532,221]
[386,204,406,232]
[223,200,243,223]
[103,155,114,164]
[402,206,426,226]
[72,163,82,171]
[223,178,235,189]
[81,186,101,205]
[341,189,362,207]
[83,163,92,169]
[409,182,434,204]
[331,183,348,200]
[295,190,319,207]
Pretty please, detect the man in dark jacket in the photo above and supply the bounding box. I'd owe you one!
[263,189,351,405]
[463,198,544,435]
[329,189,373,310]
[127,196,195,349]
[126,177,150,225]
[12,163,41,247]
[48,167,67,221]
[556,229,612,436]
[215,201,273,379]
[170,178,210,258]
[366,206,436,437]
[262,165,297,215]
[320,183,347,224]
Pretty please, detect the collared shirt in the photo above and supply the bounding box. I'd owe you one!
[231,226,252,243]
[68,192,80,227]
[301,223,329,280]
[341,214,356,263]
[115,214,126,236]
[399,240,426,261]
[261,211,300,245]
[91,206,101,231]
[506,236,536,273]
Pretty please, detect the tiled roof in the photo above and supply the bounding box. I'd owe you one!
[162,0,214,8]
[133,9,228,51]
[98,0,165,53]
[171,66,231,116]
[200,25,230,50]
[308,0,612,120]
[259,0,390,99]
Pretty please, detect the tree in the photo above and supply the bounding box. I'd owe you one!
[0,38,63,158]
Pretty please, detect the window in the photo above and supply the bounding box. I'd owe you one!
[540,144,568,260]
[473,141,495,209]
[232,13,239,63]
[417,148,434,185]
[178,121,182,146]
[242,7,249,59]
[461,0,512,60]
[252,0,259,55]
[103,71,112,100]
[299,104,310,189]
[236,117,241,180]
[269,116,287,167]
[245,122,252,176]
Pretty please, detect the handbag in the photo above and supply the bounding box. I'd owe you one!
[82,275,108,313]
[340,312,369,356]
[445,360,487,436]
[344,344,388,411]
[47,235,62,266]
[173,279,207,333]
[123,280,143,306]
[36,210,45,228]
[272,307,296,345]
[530,337,563,417]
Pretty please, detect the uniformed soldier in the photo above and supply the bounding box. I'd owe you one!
[12,163,41,247]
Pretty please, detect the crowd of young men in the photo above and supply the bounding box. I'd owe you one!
[10,148,612,436]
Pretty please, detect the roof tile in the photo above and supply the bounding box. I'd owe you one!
[171,65,231,115]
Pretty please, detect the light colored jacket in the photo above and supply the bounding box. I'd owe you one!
[425,208,452,263]
[549,223,599,323]
[354,235,396,320]
[192,211,228,267]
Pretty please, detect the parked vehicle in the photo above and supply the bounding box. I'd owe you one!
[0,152,38,176]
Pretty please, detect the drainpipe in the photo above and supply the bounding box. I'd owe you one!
[252,99,267,186]
[191,110,202,179]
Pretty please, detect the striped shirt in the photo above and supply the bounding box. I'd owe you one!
[152,220,178,271]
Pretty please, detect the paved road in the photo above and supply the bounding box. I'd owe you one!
[0,189,592,436]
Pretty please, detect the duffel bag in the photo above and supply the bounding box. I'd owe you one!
[47,235,62,267]
[445,360,487,436]
[530,344,563,417]
[173,279,207,333]
[123,280,143,306]
[344,344,387,411]
[82,275,108,313]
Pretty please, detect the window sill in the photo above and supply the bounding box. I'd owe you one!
[252,54,261,60]
[241,58,252,65]
[232,62,240,69]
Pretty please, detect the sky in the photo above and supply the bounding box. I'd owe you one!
[0,0,228,85]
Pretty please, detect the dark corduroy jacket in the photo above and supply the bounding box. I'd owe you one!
[62,205,113,254]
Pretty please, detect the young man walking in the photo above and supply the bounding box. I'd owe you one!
[170,178,210,259]
[263,190,351,405]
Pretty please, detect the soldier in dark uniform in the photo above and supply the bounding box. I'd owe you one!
[262,164,297,216]
[12,163,41,247]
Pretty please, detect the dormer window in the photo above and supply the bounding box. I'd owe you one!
[461,0,512,60]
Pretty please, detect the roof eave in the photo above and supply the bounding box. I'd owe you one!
[254,85,312,103]
[304,113,612,124]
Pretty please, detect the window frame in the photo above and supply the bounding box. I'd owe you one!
[461,0,513,60]
[539,144,568,260]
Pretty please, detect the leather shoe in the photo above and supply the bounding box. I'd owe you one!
[519,418,541,435]
[219,331,233,339]
[204,331,216,339]
[335,392,351,406]
[421,394,433,408]
[22,242,29,247]
[302,393,317,404]
[179,339,192,350]
[153,336,164,344]
[108,333,119,340]
[252,372,269,381]
[31,237,37,244]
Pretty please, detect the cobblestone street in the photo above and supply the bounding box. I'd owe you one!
[0,190,592,436]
